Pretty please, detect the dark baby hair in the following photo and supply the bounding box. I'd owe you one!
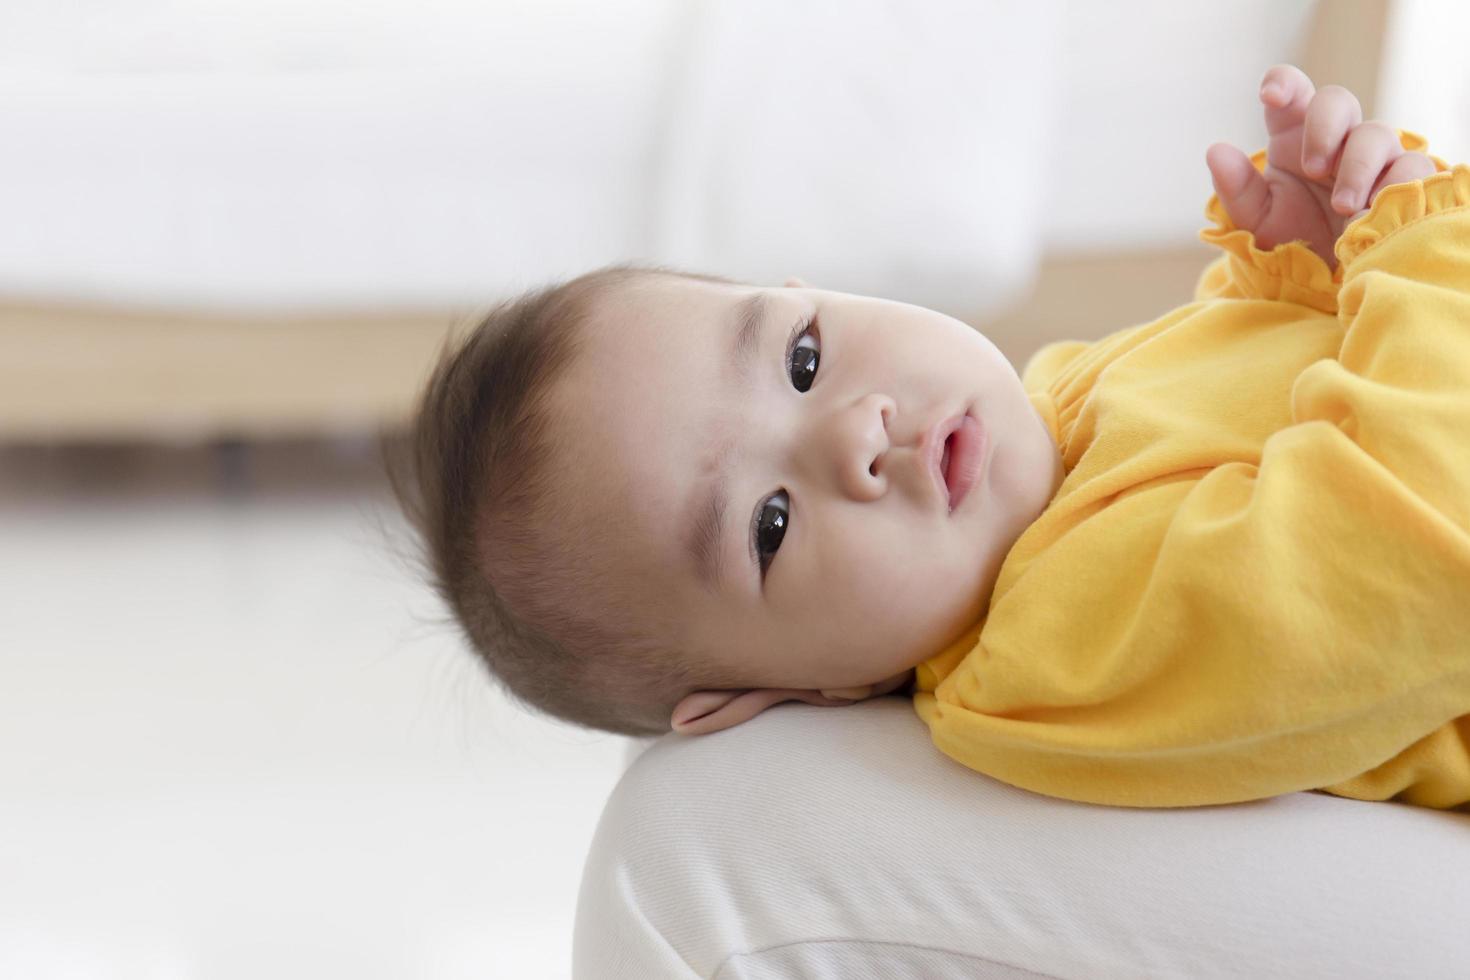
[384,261,749,736]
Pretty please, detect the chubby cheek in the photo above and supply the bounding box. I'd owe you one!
[800,520,987,670]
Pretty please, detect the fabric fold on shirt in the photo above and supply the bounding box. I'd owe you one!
[916,144,1470,811]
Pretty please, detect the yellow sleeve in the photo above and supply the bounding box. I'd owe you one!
[1315,163,1470,536]
[1192,131,1445,312]
[917,164,1470,810]
[1300,163,1470,809]
[1020,340,1092,393]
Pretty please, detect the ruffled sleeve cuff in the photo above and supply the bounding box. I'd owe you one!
[1197,130,1446,315]
[1334,158,1468,271]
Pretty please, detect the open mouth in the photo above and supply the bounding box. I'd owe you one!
[941,415,985,512]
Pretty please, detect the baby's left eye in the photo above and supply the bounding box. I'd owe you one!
[754,489,789,574]
[789,329,819,392]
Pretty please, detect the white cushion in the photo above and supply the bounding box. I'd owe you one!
[575,697,1470,978]
[0,1,1054,316]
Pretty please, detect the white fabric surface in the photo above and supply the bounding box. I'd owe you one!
[0,2,681,310]
[0,1,1335,314]
[576,697,1470,979]
[651,1,1059,315]
[1377,0,1470,166]
[0,0,1056,316]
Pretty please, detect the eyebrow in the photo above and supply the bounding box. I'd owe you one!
[684,292,768,591]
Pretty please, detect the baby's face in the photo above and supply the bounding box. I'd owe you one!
[545,276,1062,694]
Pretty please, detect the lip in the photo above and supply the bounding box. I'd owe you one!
[923,410,987,514]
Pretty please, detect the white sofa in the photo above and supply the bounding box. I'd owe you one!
[0,0,1062,314]
[574,697,1470,978]
[0,0,1063,440]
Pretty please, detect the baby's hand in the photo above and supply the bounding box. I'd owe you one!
[1205,64,1436,270]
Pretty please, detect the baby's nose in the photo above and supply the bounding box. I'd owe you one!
[831,393,894,500]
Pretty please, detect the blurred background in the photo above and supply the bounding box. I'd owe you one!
[2,0,1464,976]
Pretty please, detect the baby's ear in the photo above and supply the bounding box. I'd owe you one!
[670,688,848,735]
[783,276,808,288]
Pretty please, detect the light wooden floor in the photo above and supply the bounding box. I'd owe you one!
[0,244,1218,443]
[0,301,472,441]
[981,244,1217,367]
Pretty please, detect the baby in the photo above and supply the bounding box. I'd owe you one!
[392,65,1470,811]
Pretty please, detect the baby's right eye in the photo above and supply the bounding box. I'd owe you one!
[753,490,789,575]
[788,324,819,392]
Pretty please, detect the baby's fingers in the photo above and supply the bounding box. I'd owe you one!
[1259,64,1314,138]
[1302,84,1363,178]
[1350,151,1438,221]
[1207,141,1270,232]
[1331,121,1401,214]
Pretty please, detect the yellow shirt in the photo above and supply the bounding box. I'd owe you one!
[914,136,1470,811]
